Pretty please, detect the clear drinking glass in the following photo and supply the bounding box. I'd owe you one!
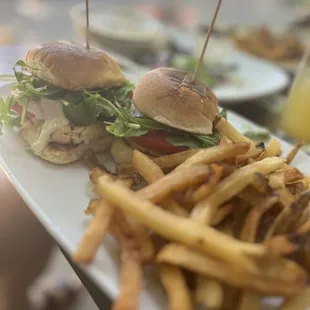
[280,43,310,142]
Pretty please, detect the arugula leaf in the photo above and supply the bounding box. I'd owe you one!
[0,60,135,131]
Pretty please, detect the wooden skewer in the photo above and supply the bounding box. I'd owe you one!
[85,0,90,50]
[191,0,222,83]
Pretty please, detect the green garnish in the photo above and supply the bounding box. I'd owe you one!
[171,55,216,87]
[242,125,270,142]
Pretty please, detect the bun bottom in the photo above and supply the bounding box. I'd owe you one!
[39,137,112,164]
[19,119,113,164]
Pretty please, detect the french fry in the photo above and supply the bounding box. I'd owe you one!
[257,138,282,160]
[219,133,232,145]
[237,143,265,164]
[264,232,310,256]
[138,165,211,204]
[175,142,250,171]
[133,150,190,217]
[124,215,155,264]
[252,172,269,193]
[238,186,266,207]
[196,277,223,309]
[239,196,279,242]
[116,149,201,175]
[191,157,285,225]
[96,175,268,271]
[221,163,238,177]
[161,199,190,217]
[222,285,242,310]
[212,203,234,226]
[84,198,100,215]
[158,264,193,310]
[73,199,114,263]
[192,164,223,202]
[238,292,261,310]
[269,170,286,189]
[214,116,253,145]
[153,149,201,169]
[275,187,295,209]
[132,150,164,184]
[287,182,304,195]
[285,167,304,183]
[89,167,108,184]
[156,244,307,296]
[280,287,310,310]
[116,163,136,175]
[110,218,142,310]
[286,142,304,164]
[266,190,310,238]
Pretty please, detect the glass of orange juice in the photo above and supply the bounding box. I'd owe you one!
[280,44,310,142]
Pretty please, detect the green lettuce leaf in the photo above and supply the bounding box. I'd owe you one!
[0,60,135,131]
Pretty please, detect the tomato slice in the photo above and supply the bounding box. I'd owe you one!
[11,104,35,119]
[132,131,187,155]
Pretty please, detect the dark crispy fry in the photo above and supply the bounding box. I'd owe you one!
[286,143,304,164]
[212,203,234,226]
[287,182,304,195]
[240,195,279,242]
[221,163,238,177]
[221,285,241,310]
[238,186,266,207]
[266,190,310,238]
[264,231,310,256]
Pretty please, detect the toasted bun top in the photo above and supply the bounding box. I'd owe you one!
[26,41,126,91]
[132,68,218,135]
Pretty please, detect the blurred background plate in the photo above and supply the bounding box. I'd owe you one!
[70,3,168,59]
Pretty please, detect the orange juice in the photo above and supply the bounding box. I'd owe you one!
[280,69,310,142]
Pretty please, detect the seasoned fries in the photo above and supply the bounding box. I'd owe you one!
[191,157,285,225]
[239,196,279,242]
[74,114,310,310]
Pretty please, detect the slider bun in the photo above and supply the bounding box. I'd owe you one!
[133,67,218,135]
[26,41,126,91]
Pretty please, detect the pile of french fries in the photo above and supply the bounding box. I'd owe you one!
[73,115,310,310]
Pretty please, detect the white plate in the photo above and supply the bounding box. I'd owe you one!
[0,83,307,309]
[193,38,290,103]
[156,31,290,103]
